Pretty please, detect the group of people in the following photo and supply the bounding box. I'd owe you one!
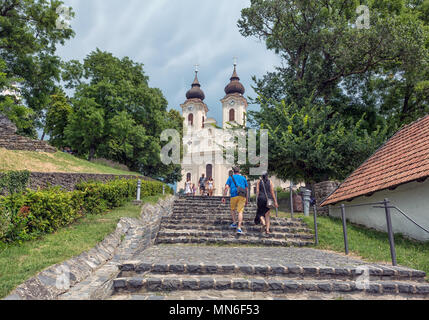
[222,167,278,235]
[184,167,279,234]
[184,174,215,197]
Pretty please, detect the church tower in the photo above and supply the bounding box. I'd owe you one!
[180,67,209,134]
[221,61,248,128]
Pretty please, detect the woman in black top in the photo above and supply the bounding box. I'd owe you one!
[255,172,278,234]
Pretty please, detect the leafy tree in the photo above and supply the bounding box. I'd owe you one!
[62,50,183,182]
[64,97,104,161]
[0,0,75,133]
[0,58,35,136]
[45,89,72,148]
[239,0,429,123]
[251,97,389,185]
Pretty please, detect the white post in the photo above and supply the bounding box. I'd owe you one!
[302,188,312,217]
[137,179,141,201]
[163,185,165,195]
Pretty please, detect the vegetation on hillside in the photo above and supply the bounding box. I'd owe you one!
[0,149,139,175]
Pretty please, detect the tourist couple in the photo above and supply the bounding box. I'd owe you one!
[222,167,278,235]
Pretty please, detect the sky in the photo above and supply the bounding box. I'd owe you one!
[57,0,281,125]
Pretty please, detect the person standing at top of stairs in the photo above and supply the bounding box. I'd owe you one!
[222,167,248,234]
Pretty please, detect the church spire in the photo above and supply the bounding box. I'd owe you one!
[186,65,205,100]
[225,58,245,95]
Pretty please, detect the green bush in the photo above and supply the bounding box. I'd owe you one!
[0,178,168,244]
[0,170,30,195]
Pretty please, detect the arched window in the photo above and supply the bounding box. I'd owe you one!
[188,113,194,126]
[229,109,235,122]
[202,116,205,128]
[186,173,191,181]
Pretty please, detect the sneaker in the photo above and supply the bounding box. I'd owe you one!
[230,223,238,228]
[237,228,243,234]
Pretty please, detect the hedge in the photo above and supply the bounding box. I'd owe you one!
[0,178,170,244]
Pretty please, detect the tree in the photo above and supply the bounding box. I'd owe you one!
[0,58,35,136]
[251,97,389,184]
[45,89,72,148]
[64,98,104,161]
[62,50,183,182]
[0,0,75,134]
[239,0,429,123]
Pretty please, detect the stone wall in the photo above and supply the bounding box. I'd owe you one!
[0,172,152,194]
[0,114,56,153]
[314,181,340,214]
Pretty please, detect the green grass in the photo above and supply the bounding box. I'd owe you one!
[278,211,429,281]
[0,195,166,298]
[0,148,140,175]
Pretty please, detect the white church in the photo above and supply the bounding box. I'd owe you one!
[178,63,290,196]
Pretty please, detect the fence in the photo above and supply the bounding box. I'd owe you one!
[327,199,429,266]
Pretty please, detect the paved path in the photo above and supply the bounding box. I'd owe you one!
[132,245,375,268]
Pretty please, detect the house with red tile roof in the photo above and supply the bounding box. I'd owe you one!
[321,115,429,242]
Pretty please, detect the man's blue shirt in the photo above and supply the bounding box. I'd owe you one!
[226,174,248,198]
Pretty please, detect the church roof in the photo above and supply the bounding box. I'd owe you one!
[186,71,205,101]
[225,64,245,95]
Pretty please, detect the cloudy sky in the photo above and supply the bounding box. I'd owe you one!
[57,0,281,125]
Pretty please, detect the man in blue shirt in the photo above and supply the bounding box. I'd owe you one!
[222,167,248,234]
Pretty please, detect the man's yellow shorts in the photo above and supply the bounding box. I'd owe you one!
[230,196,246,214]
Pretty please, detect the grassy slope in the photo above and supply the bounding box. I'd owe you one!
[0,195,165,298]
[278,211,429,280]
[0,148,139,175]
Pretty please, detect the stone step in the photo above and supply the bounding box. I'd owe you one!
[172,209,257,214]
[160,223,312,234]
[112,276,429,296]
[154,236,313,247]
[157,230,314,240]
[117,261,427,283]
[172,206,257,211]
[161,217,307,227]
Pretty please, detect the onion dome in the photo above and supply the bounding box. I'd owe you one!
[186,71,205,101]
[224,64,245,95]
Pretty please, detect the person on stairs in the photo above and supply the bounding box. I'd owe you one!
[207,177,214,197]
[199,174,207,196]
[222,167,248,234]
[184,177,193,196]
[255,172,278,234]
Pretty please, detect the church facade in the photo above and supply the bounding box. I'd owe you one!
[178,63,292,196]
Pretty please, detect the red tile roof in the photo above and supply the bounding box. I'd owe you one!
[321,115,429,206]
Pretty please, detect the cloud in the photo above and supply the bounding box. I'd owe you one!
[58,0,281,125]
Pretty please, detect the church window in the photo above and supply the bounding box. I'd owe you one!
[202,117,205,128]
[188,113,194,126]
[229,109,235,122]
[187,173,191,181]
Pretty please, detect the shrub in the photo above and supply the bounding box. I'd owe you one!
[0,170,30,195]
[0,178,168,243]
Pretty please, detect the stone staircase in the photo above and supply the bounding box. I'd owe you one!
[107,196,429,300]
[111,257,429,300]
[155,196,314,247]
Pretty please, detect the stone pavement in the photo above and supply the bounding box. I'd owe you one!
[131,245,375,268]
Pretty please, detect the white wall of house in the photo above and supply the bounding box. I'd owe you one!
[328,179,429,242]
